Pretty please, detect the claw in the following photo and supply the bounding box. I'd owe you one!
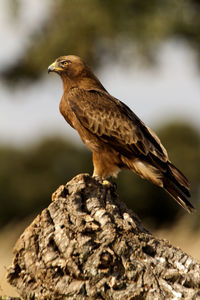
[103,179,110,186]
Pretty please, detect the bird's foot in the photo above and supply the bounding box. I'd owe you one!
[103,179,111,186]
[93,174,111,185]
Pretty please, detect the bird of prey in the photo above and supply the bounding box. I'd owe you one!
[48,55,194,213]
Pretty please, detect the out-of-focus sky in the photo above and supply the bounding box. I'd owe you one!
[0,0,200,147]
[0,0,51,68]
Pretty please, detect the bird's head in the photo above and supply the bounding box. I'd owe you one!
[48,55,106,91]
[48,55,86,79]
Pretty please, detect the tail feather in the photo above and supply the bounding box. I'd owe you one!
[149,156,190,197]
[163,177,194,213]
[122,155,195,213]
[168,163,189,189]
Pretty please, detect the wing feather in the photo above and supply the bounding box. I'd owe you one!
[67,87,168,161]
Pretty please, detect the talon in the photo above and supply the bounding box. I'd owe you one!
[103,179,110,186]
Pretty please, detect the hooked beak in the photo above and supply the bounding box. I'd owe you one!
[48,61,64,74]
[48,62,56,73]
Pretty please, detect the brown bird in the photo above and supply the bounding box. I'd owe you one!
[48,55,194,213]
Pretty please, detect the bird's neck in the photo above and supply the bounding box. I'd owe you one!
[61,76,76,93]
[60,73,107,93]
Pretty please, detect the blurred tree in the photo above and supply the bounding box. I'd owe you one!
[3,0,200,82]
[158,122,200,206]
[0,122,199,228]
[0,137,92,227]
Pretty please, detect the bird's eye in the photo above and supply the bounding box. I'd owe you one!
[61,60,70,66]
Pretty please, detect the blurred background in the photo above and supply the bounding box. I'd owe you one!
[0,0,200,296]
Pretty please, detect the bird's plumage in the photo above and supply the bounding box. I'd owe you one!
[48,55,194,213]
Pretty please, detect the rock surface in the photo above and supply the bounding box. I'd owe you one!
[7,174,200,299]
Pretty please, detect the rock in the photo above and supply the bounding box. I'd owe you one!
[7,174,200,299]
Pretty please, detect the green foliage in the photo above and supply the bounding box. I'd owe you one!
[3,0,200,82]
[0,122,199,228]
[158,122,200,206]
[158,122,200,181]
[0,137,92,227]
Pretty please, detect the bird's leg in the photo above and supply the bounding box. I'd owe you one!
[92,152,106,178]
[92,151,120,179]
[92,151,120,186]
